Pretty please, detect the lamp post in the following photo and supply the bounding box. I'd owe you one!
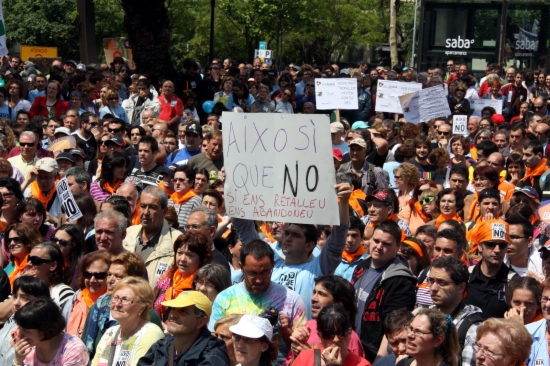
[209,0,215,63]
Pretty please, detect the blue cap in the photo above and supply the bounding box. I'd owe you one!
[55,152,75,163]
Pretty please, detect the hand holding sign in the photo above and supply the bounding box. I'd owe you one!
[56,177,83,222]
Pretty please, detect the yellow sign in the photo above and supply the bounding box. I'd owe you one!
[20,46,58,61]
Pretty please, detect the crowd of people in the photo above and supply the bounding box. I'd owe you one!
[0,53,548,366]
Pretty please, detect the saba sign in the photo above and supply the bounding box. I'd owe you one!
[445,36,474,55]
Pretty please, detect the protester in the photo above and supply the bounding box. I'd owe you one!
[477,318,532,366]
[194,263,231,303]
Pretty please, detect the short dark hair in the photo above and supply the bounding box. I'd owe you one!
[202,189,223,207]
[416,225,438,239]
[80,112,97,124]
[431,256,469,285]
[374,220,401,246]
[475,140,498,158]
[449,164,468,180]
[174,165,196,184]
[384,308,414,335]
[505,213,534,238]
[349,216,366,238]
[523,139,544,155]
[317,304,352,339]
[0,177,23,200]
[240,239,275,266]
[505,276,541,307]
[437,188,465,211]
[314,275,358,325]
[435,229,465,253]
[14,298,66,340]
[13,276,50,298]
[510,123,526,136]
[139,135,159,153]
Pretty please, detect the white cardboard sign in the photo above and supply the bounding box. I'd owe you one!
[452,115,468,135]
[56,177,83,222]
[222,112,339,225]
[315,78,358,110]
[375,80,422,114]
[470,98,503,117]
[399,86,452,123]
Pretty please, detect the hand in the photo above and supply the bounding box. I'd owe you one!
[322,346,343,366]
[46,212,59,227]
[91,127,101,140]
[335,183,352,201]
[510,171,520,185]
[279,312,291,339]
[504,307,525,324]
[14,335,33,364]
[483,211,494,221]
[26,166,39,184]
[290,325,311,344]
[440,138,448,147]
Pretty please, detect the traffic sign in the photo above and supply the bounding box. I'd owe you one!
[259,41,267,50]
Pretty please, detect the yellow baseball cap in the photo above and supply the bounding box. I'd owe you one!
[161,291,212,317]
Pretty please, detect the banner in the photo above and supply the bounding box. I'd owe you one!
[375,80,422,114]
[103,37,134,69]
[222,112,339,225]
[21,46,58,61]
[315,78,358,110]
[0,1,7,57]
[399,86,451,123]
[470,99,503,117]
[56,178,83,222]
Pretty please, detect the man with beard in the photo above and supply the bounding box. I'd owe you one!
[409,136,444,185]
[188,130,223,183]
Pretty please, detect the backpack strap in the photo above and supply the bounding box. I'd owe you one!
[314,349,321,366]
[457,313,484,354]
[367,163,376,192]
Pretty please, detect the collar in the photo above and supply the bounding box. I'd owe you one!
[450,301,466,319]
[138,226,163,248]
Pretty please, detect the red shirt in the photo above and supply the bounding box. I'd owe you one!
[158,95,184,124]
[293,349,371,366]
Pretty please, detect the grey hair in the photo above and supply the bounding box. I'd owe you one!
[475,128,492,142]
[141,185,168,209]
[214,314,243,330]
[64,167,91,188]
[189,206,218,229]
[495,129,509,139]
[469,116,481,124]
[195,264,231,294]
[20,131,36,142]
[429,75,443,84]
[94,209,128,232]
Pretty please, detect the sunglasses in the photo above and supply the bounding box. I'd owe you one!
[419,196,436,205]
[84,271,108,280]
[318,328,352,340]
[51,236,71,248]
[456,89,465,92]
[99,140,110,145]
[108,97,119,101]
[28,255,54,266]
[19,142,35,147]
[88,122,99,127]
[482,241,508,250]
[108,128,121,133]
[437,131,450,136]
[8,236,21,244]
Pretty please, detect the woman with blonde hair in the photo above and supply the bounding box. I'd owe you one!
[91,277,164,366]
[393,163,420,222]
[214,314,243,366]
[477,318,532,366]
[447,81,471,116]
[99,89,129,123]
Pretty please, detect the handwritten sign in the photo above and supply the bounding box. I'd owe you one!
[470,99,503,117]
[376,80,422,114]
[222,112,339,225]
[21,46,58,61]
[453,115,468,135]
[103,37,134,69]
[315,78,358,110]
[399,86,452,123]
[56,177,82,222]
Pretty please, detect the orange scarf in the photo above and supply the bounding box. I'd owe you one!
[132,200,141,225]
[413,201,432,223]
[165,270,195,300]
[260,223,276,243]
[103,179,123,195]
[342,245,367,263]
[8,256,28,288]
[349,189,367,217]
[159,181,174,196]
[531,213,539,226]
[434,213,462,227]
[521,158,549,186]
[466,193,479,222]
[81,287,105,308]
[529,312,544,324]
[30,181,56,209]
[170,189,198,205]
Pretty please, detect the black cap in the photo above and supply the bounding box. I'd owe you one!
[65,60,77,67]
[186,121,203,136]
[267,70,277,79]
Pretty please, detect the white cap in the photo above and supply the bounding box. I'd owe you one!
[54,127,71,136]
[229,315,273,340]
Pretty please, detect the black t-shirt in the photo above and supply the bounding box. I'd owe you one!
[130,164,169,187]
[73,132,97,161]
[409,160,444,185]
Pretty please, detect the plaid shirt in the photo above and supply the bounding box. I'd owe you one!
[454,304,483,366]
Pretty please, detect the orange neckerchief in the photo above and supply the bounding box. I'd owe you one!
[521,158,549,186]
[132,200,141,226]
[531,213,539,226]
[8,256,28,288]
[165,270,195,300]
[342,245,367,263]
[0,220,7,233]
[170,189,198,205]
[103,179,123,195]
[529,312,544,324]
[466,193,479,222]
[159,181,174,196]
[434,213,462,227]
[349,189,366,217]
[413,201,432,222]
[367,213,400,228]
[81,287,105,308]
[30,181,56,209]
[260,223,276,243]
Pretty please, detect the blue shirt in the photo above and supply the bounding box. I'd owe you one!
[99,105,129,124]
[0,105,16,122]
[28,89,45,104]
[164,146,202,167]
[334,253,368,281]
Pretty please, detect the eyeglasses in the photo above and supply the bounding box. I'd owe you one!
[9,86,19,90]
[394,175,402,180]
[120,69,128,73]
[437,131,450,135]
[88,122,99,127]
[28,255,54,266]
[419,196,436,205]
[174,177,189,183]
[232,334,260,344]
[366,201,389,209]
[284,92,292,97]
[242,268,273,279]
[83,271,108,280]
[51,236,72,247]
[406,325,432,338]
[534,105,544,110]
[318,328,352,340]
[111,295,135,306]
[184,224,208,231]
[456,89,465,92]
[108,97,119,101]
[8,237,21,244]
[195,280,216,290]
[108,128,121,133]
[99,140,110,145]
[427,277,454,287]
[541,296,550,303]
[472,343,503,360]
[482,241,508,250]
[19,142,35,147]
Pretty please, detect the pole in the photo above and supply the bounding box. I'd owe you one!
[498,0,508,65]
[411,0,418,67]
[209,0,215,63]
[77,0,98,63]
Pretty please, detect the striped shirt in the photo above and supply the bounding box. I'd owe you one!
[89,181,112,203]
[167,196,202,231]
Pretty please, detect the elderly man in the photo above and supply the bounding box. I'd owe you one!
[123,186,183,288]
[23,157,62,220]
[533,96,549,117]
[158,80,184,130]
[467,116,480,142]
[8,131,39,177]
[339,138,388,194]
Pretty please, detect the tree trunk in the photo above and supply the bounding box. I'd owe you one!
[120,0,176,88]
[389,0,399,68]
